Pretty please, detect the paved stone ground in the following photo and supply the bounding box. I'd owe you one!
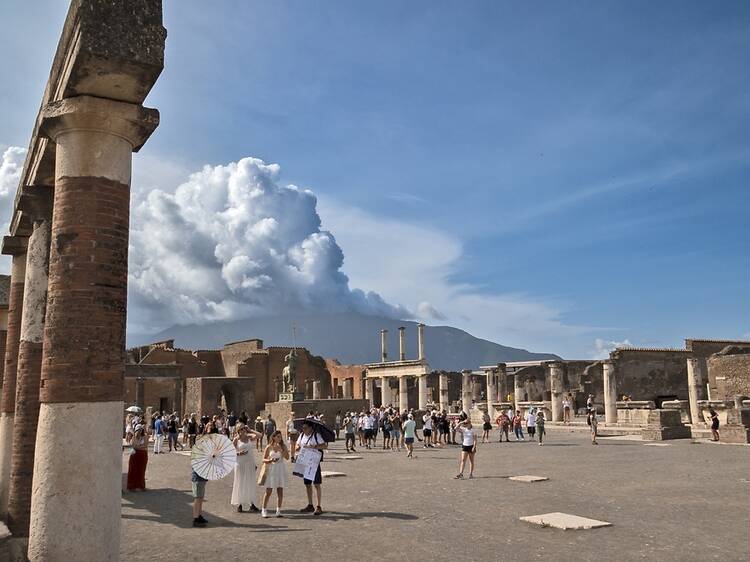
[121,430,749,561]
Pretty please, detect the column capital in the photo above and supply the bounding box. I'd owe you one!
[18,186,54,223]
[545,360,566,369]
[40,95,159,152]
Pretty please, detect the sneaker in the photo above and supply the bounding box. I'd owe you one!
[192,518,206,528]
[300,504,315,513]
[261,509,268,518]
[276,508,283,518]
[313,506,323,516]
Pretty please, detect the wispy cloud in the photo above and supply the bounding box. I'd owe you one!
[385,192,428,205]
[592,338,634,360]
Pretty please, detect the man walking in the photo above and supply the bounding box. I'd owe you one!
[153,414,165,454]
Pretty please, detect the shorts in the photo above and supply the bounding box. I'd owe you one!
[382,430,390,438]
[423,428,432,437]
[364,429,374,439]
[462,445,475,453]
[527,427,536,436]
[303,465,323,486]
[192,480,206,499]
[390,430,401,439]
[405,437,414,444]
[483,422,492,431]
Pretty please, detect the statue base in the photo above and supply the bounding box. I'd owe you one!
[278,392,305,402]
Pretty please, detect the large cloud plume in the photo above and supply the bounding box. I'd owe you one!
[128,157,407,331]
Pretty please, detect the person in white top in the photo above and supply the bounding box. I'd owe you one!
[422,412,434,448]
[454,419,477,479]
[562,395,572,424]
[363,411,376,449]
[525,408,537,440]
[261,430,289,518]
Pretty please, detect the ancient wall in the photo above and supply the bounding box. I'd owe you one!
[220,339,264,377]
[610,349,690,404]
[326,359,365,399]
[139,347,208,378]
[708,353,750,400]
[195,350,224,377]
[124,378,180,414]
[184,377,255,417]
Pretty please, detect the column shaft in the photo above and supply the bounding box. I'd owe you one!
[312,380,321,400]
[398,327,406,361]
[461,370,472,413]
[417,323,425,361]
[418,375,428,410]
[399,376,408,411]
[439,373,449,412]
[172,378,182,414]
[380,330,388,362]
[8,218,51,536]
[365,378,374,408]
[0,250,26,519]
[486,370,497,418]
[687,358,705,426]
[514,374,525,412]
[29,95,159,561]
[135,378,145,409]
[380,377,388,407]
[343,378,353,400]
[548,362,565,422]
[602,361,617,425]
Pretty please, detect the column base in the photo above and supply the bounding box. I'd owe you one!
[28,401,122,561]
[0,412,15,518]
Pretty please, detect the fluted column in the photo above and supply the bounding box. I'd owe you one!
[312,380,321,400]
[380,376,389,406]
[28,95,159,561]
[0,241,27,519]
[497,363,508,402]
[8,211,51,537]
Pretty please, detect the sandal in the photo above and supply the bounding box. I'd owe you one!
[454,474,464,479]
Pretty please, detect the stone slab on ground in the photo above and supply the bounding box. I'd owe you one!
[321,471,346,478]
[509,475,549,482]
[643,443,671,447]
[520,512,612,530]
[340,455,363,460]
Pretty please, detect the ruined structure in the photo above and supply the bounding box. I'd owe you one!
[0,1,166,558]
[126,339,332,418]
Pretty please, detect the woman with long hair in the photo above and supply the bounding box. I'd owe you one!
[127,424,149,492]
[261,430,289,517]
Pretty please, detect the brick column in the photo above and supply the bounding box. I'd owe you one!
[28,95,158,561]
[548,361,565,422]
[0,241,27,519]
[8,212,52,537]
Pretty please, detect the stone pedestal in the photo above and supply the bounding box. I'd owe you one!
[602,360,617,425]
[279,392,305,402]
[718,408,750,444]
[641,409,691,440]
[548,361,565,422]
[661,399,691,425]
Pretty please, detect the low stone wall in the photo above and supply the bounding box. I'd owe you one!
[517,401,551,420]
[641,409,691,440]
[616,400,655,426]
[696,400,734,426]
[661,399,690,424]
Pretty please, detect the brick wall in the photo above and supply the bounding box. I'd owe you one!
[707,354,750,400]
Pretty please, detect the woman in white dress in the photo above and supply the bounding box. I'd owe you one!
[231,424,262,513]
[261,430,289,518]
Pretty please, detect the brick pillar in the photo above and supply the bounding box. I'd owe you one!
[0,242,27,519]
[28,95,158,561]
[8,213,51,537]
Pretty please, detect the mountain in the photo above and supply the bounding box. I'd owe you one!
[127,312,559,371]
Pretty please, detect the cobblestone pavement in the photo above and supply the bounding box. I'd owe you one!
[121,430,749,561]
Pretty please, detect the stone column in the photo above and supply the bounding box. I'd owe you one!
[380,329,388,362]
[0,241,27,519]
[398,326,406,361]
[380,376,389,406]
[514,373,525,412]
[461,370,472,413]
[399,376,408,411]
[365,377,374,408]
[28,95,159,561]
[418,375,428,410]
[135,377,145,409]
[417,323,425,361]
[312,380,321,400]
[471,376,482,402]
[439,373,449,412]
[172,378,182,415]
[8,213,51,537]
[486,369,497,418]
[343,378,353,400]
[687,358,705,426]
[602,360,617,425]
[497,363,508,402]
[548,361,565,422]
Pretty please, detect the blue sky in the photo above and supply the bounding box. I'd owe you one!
[1,1,749,358]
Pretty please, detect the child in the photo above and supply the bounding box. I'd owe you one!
[536,410,546,446]
[261,430,289,518]
[191,468,208,527]
[589,411,599,445]
[454,420,477,479]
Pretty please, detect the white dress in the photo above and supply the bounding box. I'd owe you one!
[231,440,257,508]
[263,449,288,489]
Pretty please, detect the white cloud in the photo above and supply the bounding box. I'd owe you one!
[416,301,447,321]
[592,338,634,359]
[128,156,407,332]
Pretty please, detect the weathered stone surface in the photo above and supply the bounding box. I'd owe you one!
[520,512,612,530]
[509,475,549,482]
[321,471,346,478]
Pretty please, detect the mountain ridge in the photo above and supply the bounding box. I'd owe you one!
[127,312,560,371]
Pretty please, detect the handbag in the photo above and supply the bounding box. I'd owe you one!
[257,462,268,486]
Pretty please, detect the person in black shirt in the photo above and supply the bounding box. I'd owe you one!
[187,414,199,448]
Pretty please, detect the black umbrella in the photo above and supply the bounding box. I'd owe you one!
[292,418,336,442]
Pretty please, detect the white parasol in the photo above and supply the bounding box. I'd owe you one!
[125,406,142,413]
[191,434,237,480]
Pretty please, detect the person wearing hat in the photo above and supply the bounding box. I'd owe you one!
[403,414,417,458]
[254,416,265,451]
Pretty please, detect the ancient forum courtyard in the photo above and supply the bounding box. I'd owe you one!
[0,1,748,561]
